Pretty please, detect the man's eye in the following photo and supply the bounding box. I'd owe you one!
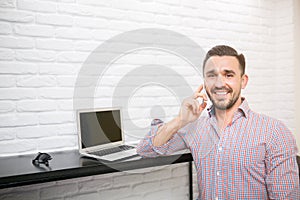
[226,74,234,78]
[207,74,215,78]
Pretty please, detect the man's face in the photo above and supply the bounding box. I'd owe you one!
[204,56,247,110]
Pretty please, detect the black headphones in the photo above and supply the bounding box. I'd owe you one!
[32,152,52,167]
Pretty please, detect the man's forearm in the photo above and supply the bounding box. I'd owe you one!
[152,116,185,147]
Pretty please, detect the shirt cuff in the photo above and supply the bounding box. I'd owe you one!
[149,119,171,155]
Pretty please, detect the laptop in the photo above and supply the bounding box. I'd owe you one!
[77,107,138,161]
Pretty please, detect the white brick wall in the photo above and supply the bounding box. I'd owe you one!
[0,164,189,200]
[0,0,297,199]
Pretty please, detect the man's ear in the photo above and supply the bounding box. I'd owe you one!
[241,74,248,89]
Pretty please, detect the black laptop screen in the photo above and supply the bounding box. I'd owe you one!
[79,110,122,148]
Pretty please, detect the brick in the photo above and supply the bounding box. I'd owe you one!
[107,19,140,31]
[57,51,89,63]
[37,136,77,150]
[111,0,141,11]
[58,4,91,16]
[98,186,131,200]
[65,192,99,200]
[0,0,15,8]
[38,111,74,125]
[36,38,74,51]
[56,76,76,87]
[55,27,93,40]
[14,24,54,37]
[118,195,143,200]
[16,50,56,62]
[0,128,15,141]
[17,100,57,112]
[0,36,34,49]
[16,125,57,139]
[156,0,181,5]
[160,176,188,189]
[57,123,76,135]
[75,41,98,51]
[78,177,112,192]
[36,14,73,26]
[0,22,12,34]
[0,189,39,200]
[0,61,38,74]
[77,0,111,7]
[93,7,127,19]
[155,14,181,26]
[113,174,143,187]
[132,181,158,193]
[57,75,96,87]
[0,88,36,100]
[127,11,156,23]
[74,16,108,29]
[172,163,189,177]
[0,9,34,23]
[38,88,74,99]
[92,29,120,41]
[0,75,16,87]
[40,183,78,199]
[17,0,57,13]
[17,75,56,87]
[0,101,15,113]
[60,0,75,2]
[0,113,38,127]
[137,1,172,14]
[171,186,189,199]
[0,48,14,60]
[39,63,79,75]
[143,189,173,200]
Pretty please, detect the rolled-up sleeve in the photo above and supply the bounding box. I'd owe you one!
[136,119,188,158]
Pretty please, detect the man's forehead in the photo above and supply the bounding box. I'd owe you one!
[204,56,240,72]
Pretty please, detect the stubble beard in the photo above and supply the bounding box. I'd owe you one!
[206,86,241,111]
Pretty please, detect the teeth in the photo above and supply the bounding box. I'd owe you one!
[216,92,227,95]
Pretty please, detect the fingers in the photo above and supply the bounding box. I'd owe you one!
[193,92,208,101]
[192,98,199,114]
[199,101,207,110]
[195,84,204,94]
[193,84,208,112]
[193,84,208,101]
[189,97,206,114]
[181,84,209,117]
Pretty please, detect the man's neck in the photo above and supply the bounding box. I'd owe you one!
[215,97,242,131]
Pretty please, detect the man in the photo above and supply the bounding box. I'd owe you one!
[137,45,299,199]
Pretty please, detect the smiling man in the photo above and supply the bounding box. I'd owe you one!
[137,45,300,199]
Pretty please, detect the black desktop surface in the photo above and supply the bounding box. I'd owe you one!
[0,150,193,189]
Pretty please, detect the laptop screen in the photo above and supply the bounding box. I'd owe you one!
[79,109,122,149]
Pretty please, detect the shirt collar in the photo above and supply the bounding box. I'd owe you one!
[207,97,249,118]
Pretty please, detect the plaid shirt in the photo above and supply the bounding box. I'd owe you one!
[137,99,300,199]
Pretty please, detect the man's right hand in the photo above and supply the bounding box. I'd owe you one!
[153,84,207,147]
[177,84,207,128]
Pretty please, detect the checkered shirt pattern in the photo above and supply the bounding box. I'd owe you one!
[137,99,300,200]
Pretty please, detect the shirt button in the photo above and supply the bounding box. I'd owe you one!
[218,147,222,151]
[215,197,218,200]
[217,171,220,176]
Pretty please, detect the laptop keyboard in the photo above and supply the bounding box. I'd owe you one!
[90,145,135,157]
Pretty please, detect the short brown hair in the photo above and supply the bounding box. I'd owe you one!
[202,45,245,76]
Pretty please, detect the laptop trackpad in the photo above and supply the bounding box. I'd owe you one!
[100,149,138,161]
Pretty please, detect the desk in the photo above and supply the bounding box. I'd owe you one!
[0,150,194,199]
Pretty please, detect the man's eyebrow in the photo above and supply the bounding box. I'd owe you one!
[224,69,236,74]
[205,69,216,75]
[205,69,237,76]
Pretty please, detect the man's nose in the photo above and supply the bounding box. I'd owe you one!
[215,75,225,87]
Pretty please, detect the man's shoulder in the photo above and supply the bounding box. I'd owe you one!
[249,110,290,132]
